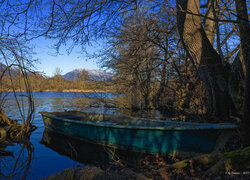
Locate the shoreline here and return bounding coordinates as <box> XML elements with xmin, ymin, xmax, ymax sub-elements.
<box><xmin>0</xmin><ymin>89</ymin><xmax>113</xmax><ymax>93</ymax></box>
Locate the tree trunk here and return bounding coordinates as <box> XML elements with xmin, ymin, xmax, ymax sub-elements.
<box><xmin>204</xmin><ymin>0</ymin><xmax>216</xmax><ymax>45</ymax></box>
<box><xmin>234</xmin><ymin>0</ymin><xmax>250</xmax><ymax>147</ymax></box>
<box><xmin>155</xmin><ymin>48</ymin><xmax>168</xmax><ymax>108</ymax></box>
<box><xmin>131</xmin><ymin>71</ymin><xmax>140</xmax><ymax>111</ymax></box>
<box><xmin>176</xmin><ymin>0</ymin><xmax>235</xmax><ymax>119</ymax></box>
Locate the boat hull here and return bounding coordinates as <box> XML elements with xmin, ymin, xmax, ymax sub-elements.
<box><xmin>41</xmin><ymin>113</ymin><xmax>235</xmax><ymax>155</ymax></box>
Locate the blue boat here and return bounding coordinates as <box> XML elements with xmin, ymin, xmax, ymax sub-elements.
<box><xmin>40</xmin><ymin>111</ymin><xmax>236</xmax><ymax>156</ymax></box>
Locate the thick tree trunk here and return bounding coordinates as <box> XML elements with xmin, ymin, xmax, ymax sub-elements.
<box><xmin>176</xmin><ymin>0</ymin><xmax>235</xmax><ymax>119</ymax></box>
<box><xmin>234</xmin><ymin>0</ymin><xmax>250</xmax><ymax>147</ymax></box>
<box><xmin>204</xmin><ymin>0</ymin><xmax>216</xmax><ymax>45</ymax></box>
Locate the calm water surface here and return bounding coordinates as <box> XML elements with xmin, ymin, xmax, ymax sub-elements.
<box><xmin>0</xmin><ymin>92</ymin><xmax>119</xmax><ymax>179</ymax></box>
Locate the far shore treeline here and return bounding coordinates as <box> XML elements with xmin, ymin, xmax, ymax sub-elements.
<box><xmin>0</xmin><ymin>72</ymin><xmax>113</xmax><ymax>93</ymax></box>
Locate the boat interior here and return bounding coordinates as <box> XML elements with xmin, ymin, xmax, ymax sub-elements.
<box><xmin>42</xmin><ymin>111</ymin><xmax>171</xmax><ymax>127</ymax></box>
<box><xmin>40</xmin><ymin>111</ymin><xmax>232</xmax><ymax>129</ymax></box>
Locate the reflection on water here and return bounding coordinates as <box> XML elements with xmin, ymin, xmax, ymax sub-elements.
<box><xmin>41</xmin><ymin>128</ymin><xmax>148</xmax><ymax>167</ymax></box>
<box><xmin>0</xmin><ymin>141</ymin><xmax>34</xmax><ymax>179</ymax></box>
<box><xmin>41</xmin><ymin>128</ymin><xmax>112</xmax><ymax>165</ymax></box>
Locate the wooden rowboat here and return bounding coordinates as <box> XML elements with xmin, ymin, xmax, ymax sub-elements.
<box><xmin>40</xmin><ymin>111</ymin><xmax>236</xmax><ymax>156</ymax></box>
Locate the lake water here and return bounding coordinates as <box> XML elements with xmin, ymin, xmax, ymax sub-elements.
<box><xmin>0</xmin><ymin>92</ymin><xmax>123</xmax><ymax>179</ymax></box>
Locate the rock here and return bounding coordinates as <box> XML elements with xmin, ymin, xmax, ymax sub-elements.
<box><xmin>42</xmin><ymin>168</ymin><xmax>76</xmax><ymax>180</ymax></box>
<box><xmin>76</xmin><ymin>166</ymin><xmax>104</xmax><ymax>180</ymax></box>
<box><xmin>42</xmin><ymin>166</ymin><xmax>104</xmax><ymax>180</ymax></box>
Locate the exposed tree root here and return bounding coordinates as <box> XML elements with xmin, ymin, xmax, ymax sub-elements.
<box><xmin>0</xmin><ymin>109</ymin><xmax>11</xmax><ymax>126</ymax></box>
<box><xmin>161</xmin><ymin>146</ymin><xmax>250</xmax><ymax>178</ymax></box>
<box><xmin>0</xmin><ymin>109</ymin><xmax>36</xmax><ymax>156</ymax></box>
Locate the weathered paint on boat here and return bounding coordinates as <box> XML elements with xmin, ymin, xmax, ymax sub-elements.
<box><xmin>40</xmin><ymin>111</ymin><xmax>236</xmax><ymax>155</ymax></box>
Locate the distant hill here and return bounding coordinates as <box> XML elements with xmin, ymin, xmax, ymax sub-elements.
<box><xmin>0</xmin><ymin>62</ymin><xmax>18</xmax><ymax>76</ymax></box>
<box><xmin>62</xmin><ymin>68</ymin><xmax>113</xmax><ymax>81</ymax></box>
<box><xmin>0</xmin><ymin>63</ymin><xmax>7</xmax><ymax>71</ymax></box>
<box><xmin>0</xmin><ymin>63</ymin><xmax>113</xmax><ymax>82</ymax></box>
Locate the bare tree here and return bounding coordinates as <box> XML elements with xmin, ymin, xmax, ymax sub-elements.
<box><xmin>53</xmin><ymin>67</ymin><xmax>63</xmax><ymax>77</ymax></box>
<box><xmin>33</xmin><ymin>0</ymin><xmax>137</xmax><ymax>53</ymax></box>
<box><xmin>0</xmin><ymin>38</ymin><xmax>35</xmax><ymax>132</ymax></box>
<box><xmin>77</xmin><ymin>69</ymin><xmax>90</xmax><ymax>82</ymax></box>
<box><xmin>103</xmin><ymin>9</ymin><xmax>164</xmax><ymax>110</ymax></box>
<box><xmin>0</xmin><ymin>0</ymin><xmax>37</xmax><ymax>131</ymax></box>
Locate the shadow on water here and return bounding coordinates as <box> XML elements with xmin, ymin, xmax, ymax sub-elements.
<box><xmin>40</xmin><ymin>128</ymin><xmax>111</xmax><ymax>165</ymax></box>
<box><xmin>40</xmin><ymin>128</ymin><xmax>148</xmax><ymax>167</ymax></box>
<box><xmin>0</xmin><ymin>141</ymin><xmax>34</xmax><ymax>179</ymax></box>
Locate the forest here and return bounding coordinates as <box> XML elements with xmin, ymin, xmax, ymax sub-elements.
<box><xmin>0</xmin><ymin>0</ymin><xmax>249</xmax><ymax>179</ymax></box>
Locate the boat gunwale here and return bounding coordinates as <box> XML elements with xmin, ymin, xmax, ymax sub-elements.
<box><xmin>40</xmin><ymin>111</ymin><xmax>237</xmax><ymax>131</ymax></box>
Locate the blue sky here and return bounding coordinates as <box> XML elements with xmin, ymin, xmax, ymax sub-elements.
<box><xmin>32</xmin><ymin>38</ymin><xmax>100</xmax><ymax>77</ymax></box>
